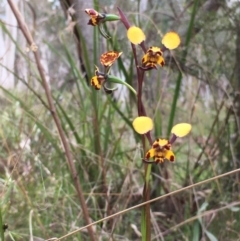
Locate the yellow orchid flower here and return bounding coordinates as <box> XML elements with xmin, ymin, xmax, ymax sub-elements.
<box><xmin>145</xmin><ymin>138</ymin><xmax>175</xmax><ymax>163</ymax></box>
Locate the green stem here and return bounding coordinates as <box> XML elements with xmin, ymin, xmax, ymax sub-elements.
<box><xmin>145</xmin><ymin>164</ymin><xmax>152</xmax><ymax>186</ymax></box>
<box><xmin>0</xmin><ymin>208</ymin><xmax>4</xmax><ymax>241</ymax></box>
<box><xmin>141</xmin><ymin>163</ymin><xmax>152</xmax><ymax>241</ymax></box>
<box><xmin>107</xmin><ymin>75</ymin><xmax>137</xmax><ymax>96</ymax></box>
<box><xmin>167</xmin><ymin>0</ymin><xmax>199</xmax><ymax>135</ymax></box>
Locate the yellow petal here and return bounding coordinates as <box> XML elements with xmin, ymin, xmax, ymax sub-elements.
<box><xmin>132</xmin><ymin>116</ymin><xmax>153</xmax><ymax>134</ymax></box>
<box><xmin>155</xmin><ymin>138</ymin><xmax>168</xmax><ymax>148</ymax></box>
<box><xmin>145</xmin><ymin>148</ymin><xmax>155</xmax><ymax>159</ymax></box>
<box><xmin>127</xmin><ymin>26</ymin><xmax>146</xmax><ymax>45</ymax></box>
<box><xmin>90</xmin><ymin>76</ymin><xmax>101</xmax><ymax>90</ymax></box>
<box><xmin>142</xmin><ymin>53</ymin><xmax>148</xmax><ymax>65</ymax></box>
<box><xmin>159</xmin><ymin>139</ymin><xmax>168</xmax><ymax>147</ymax></box>
<box><xmin>171</xmin><ymin>123</ymin><xmax>192</xmax><ymax>137</ymax></box>
<box><xmin>161</xmin><ymin>32</ymin><xmax>181</xmax><ymax>50</ymax></box>
<box><xmin>149</xmin><ymin>46</ymin><xmax>162</xmax><ymax>53</ymax></box>
<box><xmin>164</xmin><ymin>150</ymin><xmax>175</xmax><ymax>162</ymax></box>
<box><xmin>156</xmin><ymin>55</ymin><xmax>165</xmax><ymax>67</ymax></box>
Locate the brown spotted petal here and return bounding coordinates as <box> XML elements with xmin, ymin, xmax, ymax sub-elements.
<box><xmin>154</xmin><ymin>153</ymin><xmax>165</xmax><ymax>163</ymax></box>
<box><xmin>87</xmin><ymin>16</ymin><xmax>105</xmax><ymax>26</ymax></box>
<box><xmin>100</xmin><ymin>51</ymin><xmax>122</xmax><ymax>67</ymax></box>
<box><xmin>90</xmin><ymin>75</ymin><xmax>105</xmax><ymax>90</ymax></box>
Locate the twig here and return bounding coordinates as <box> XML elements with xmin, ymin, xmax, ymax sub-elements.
<box><xmin>6</xmin><ymin>1</ymin><xmax>96</xmax><ymax>241</ymax></box>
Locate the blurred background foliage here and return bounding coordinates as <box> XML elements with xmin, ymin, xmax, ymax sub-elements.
<box><xmin>0</xmin><ymin>0</ymin><xmax>240</xmax><ymax>240</ymax></box>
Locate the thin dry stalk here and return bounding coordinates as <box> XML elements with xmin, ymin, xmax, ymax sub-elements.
<box><xmin>6</xmin><ymin>1</ymin><xmax>96</xmax><ymax>240</ymax></box>
<box><xmin>56</xmin><ymin>167</ymin><xmax>240</xmax><ymax>241</ymax></box>
<box><xmin>160</xmin><ymin>201</ymin><xmax>240</xmax><ymax>237</ymax></box>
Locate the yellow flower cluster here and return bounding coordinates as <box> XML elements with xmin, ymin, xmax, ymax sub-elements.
<box><xmin>127</xmin><ymin>26</ymin><xmax>180</xmax><ymax>69</ymax></box>
<box><xmin>132</xmin><ymin>117</ymin><xmax>192</xmax><ymax>164</ymax></box>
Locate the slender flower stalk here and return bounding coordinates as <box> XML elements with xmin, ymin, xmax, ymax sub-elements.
<box><xmin>107</xmin><ymin>75</ymin><xmax>137</xmax><ymax>95</ymax></box>
<box><xmin>117</xmin><ymin>7</ymin><xmax>152</xmax><ymax>240</ymax></box>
